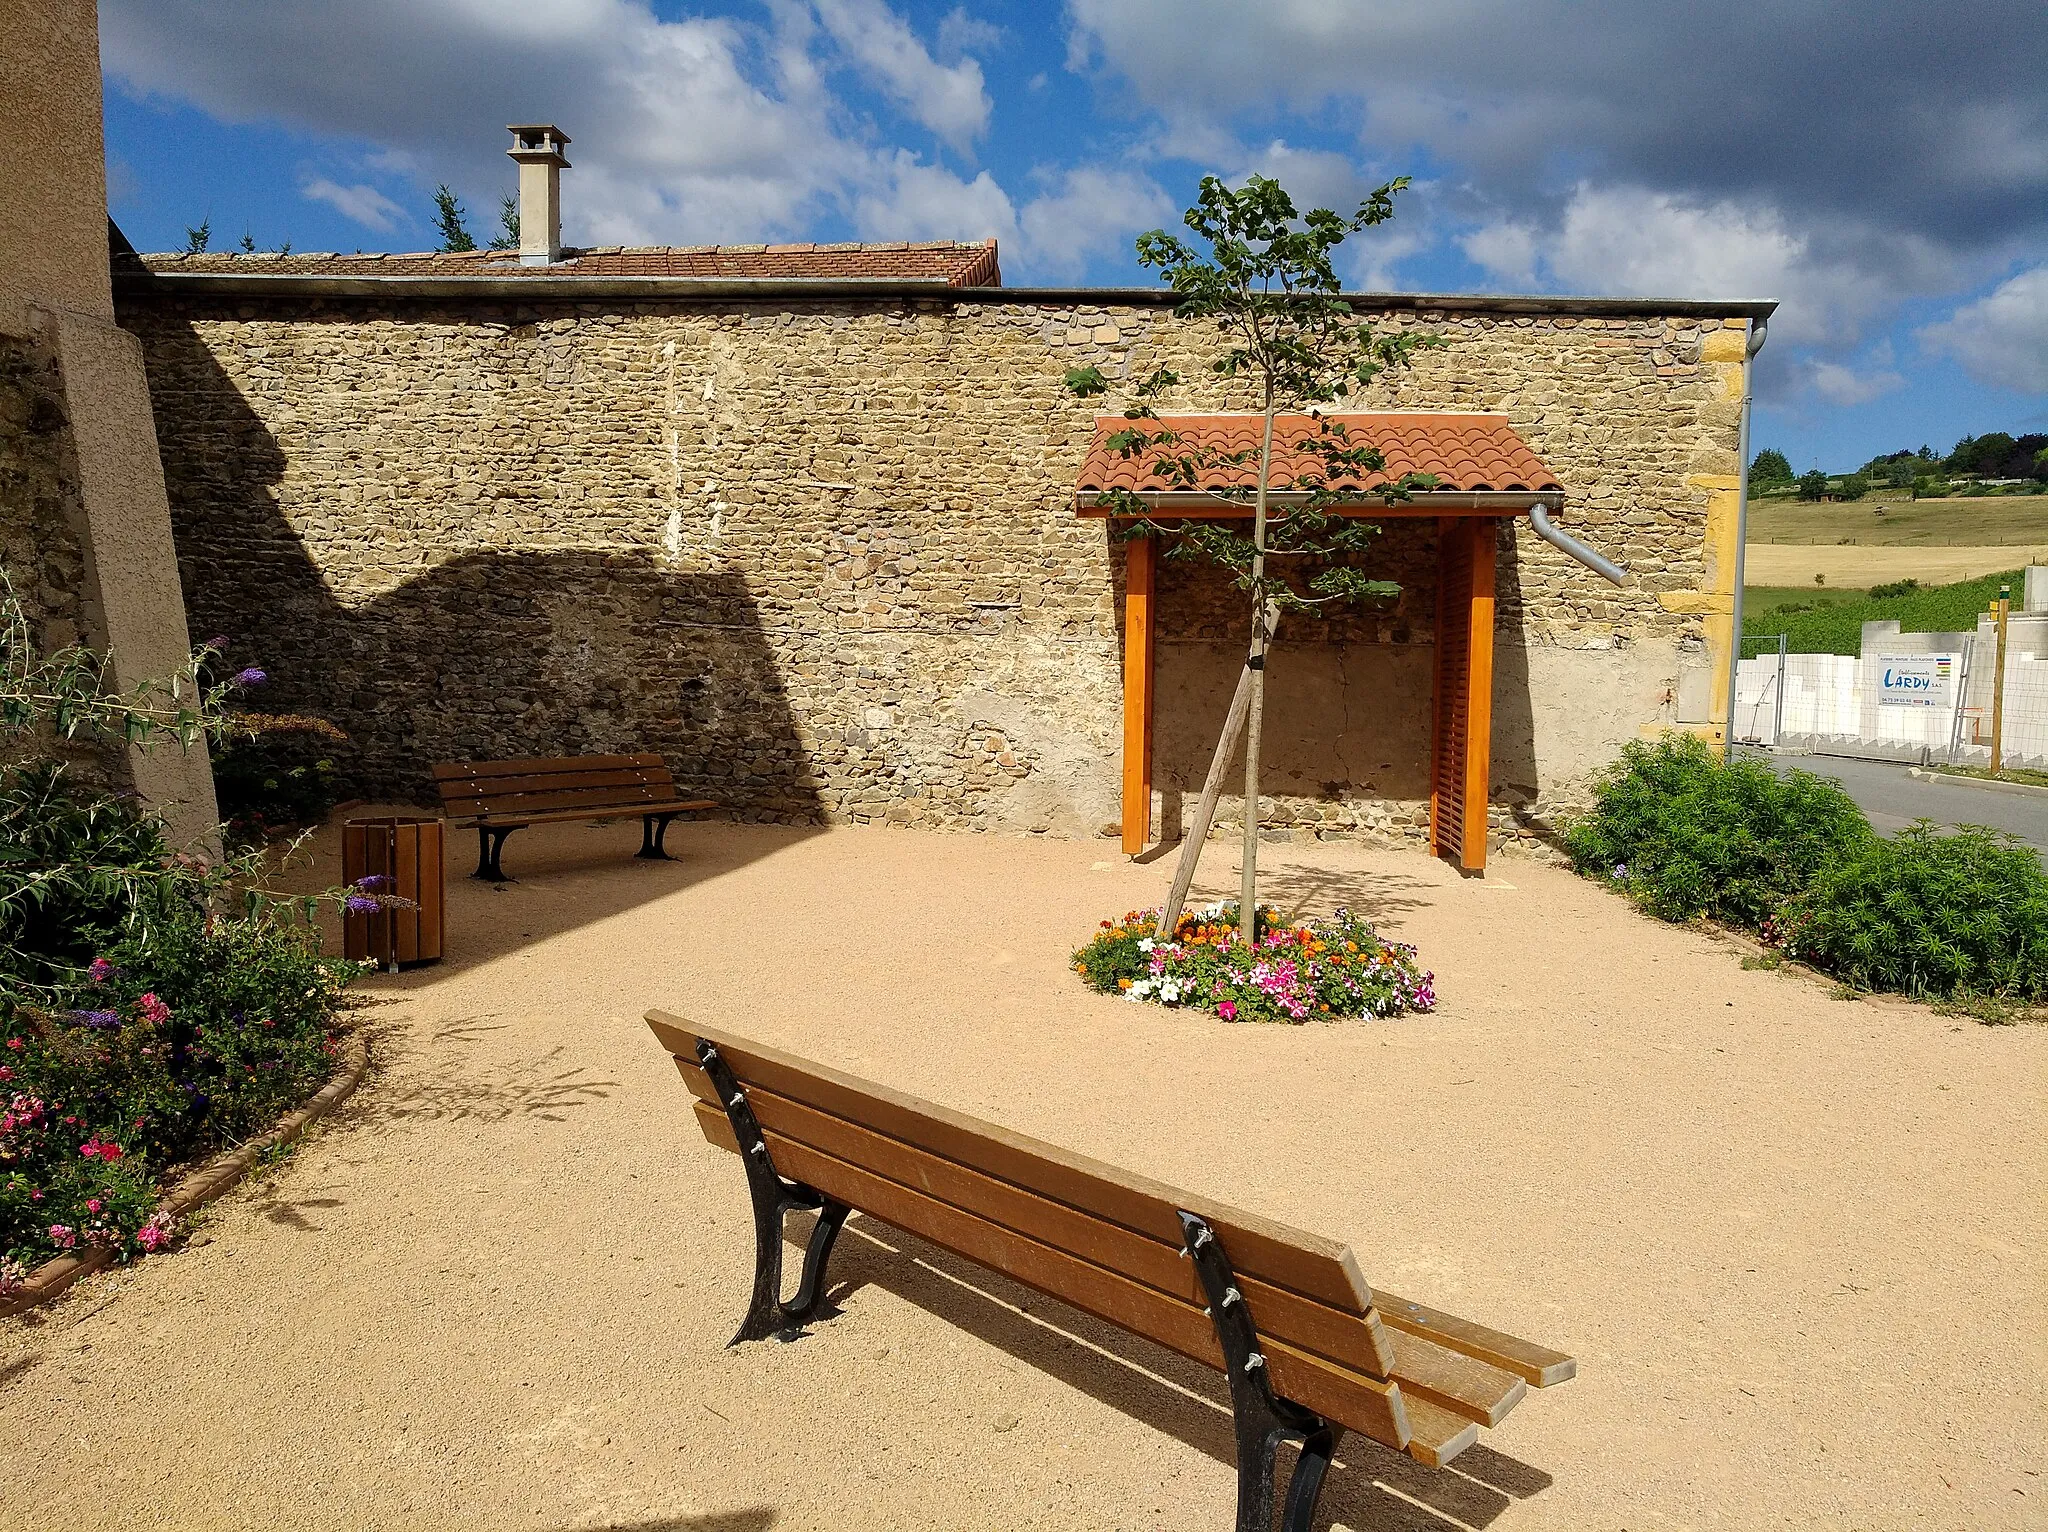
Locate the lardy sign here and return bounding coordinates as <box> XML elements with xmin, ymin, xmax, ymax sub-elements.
<box><xmin>1875</xmin><ymin>653</ymin><xmax>1957</xmax><ymax>709</ymax></box>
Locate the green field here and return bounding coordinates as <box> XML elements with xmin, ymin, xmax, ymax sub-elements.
<box><xmin>1743</xmin><ymin>569</ymin><xmax>2022</xmax><ymax>655</ymax></box>
<box><xmin>1746</xmin><ymin>493</ymin><xmax>2048</xmax><ymax>547</ymax></box>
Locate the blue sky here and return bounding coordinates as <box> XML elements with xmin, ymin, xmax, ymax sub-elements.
<box><xmin>100</xmin><ymin>1</ymin><xmax>2048</xmax><ymax>475</ymax></box>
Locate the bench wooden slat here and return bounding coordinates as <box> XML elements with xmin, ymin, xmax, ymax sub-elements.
<box><xmin>445</xmin><ymin>786</ymin><xmax>694</xmax><ymax>818</ymax></box>
<box><xmin>1383</xmin><ymin>1331</ymin><xmax>1525</xmax><ymax>1427</ymax></box>
<box><xmin>440</xmin><ymin>767</ymin><xmax>677</xmax><ymax>800</ymax></box>
<box><xmin>690</xmin><ymin>1099</ymin><xmax>1416</xmax><ymax>1454</ymax></box>
<box><xmin>653</xmin><ymin>1014</ymin><xmax>1372</xmax><ymax>1315</ymax></box>
<box><xmin>1399</xmin><ymin>1395</ymin><xmax>1482</xmax><ymax>1469</ymax></box>
<box><xmin>451</xmin><ymin>799</ymin><xmax>715</xmax><ymax>828</ymax></box>
<box><xmin>676</xmin><ymin>1061</ymin><xmax>1408</xmax><ymax>1387</ymax></box>
<box><xmin>1376</xmin><ymin>1293</ymin><xmax>1577</xmax><ymax>1388</ymax></box>
<box><xmin>431</xmin><ymin>753</ymin><xmax>664</xmax><ymax>781</ymax></box>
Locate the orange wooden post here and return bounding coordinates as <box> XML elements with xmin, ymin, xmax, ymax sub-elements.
<box><xmin>1121</xmin><ymin>535</ymin><xmax>1157</xmax><ymax>855</ymax></box>
<box><xmin>1429</xmin><ymin>519</ymin><xmax>1468</xmax><ymax>865</ymax></box>
<box><xmin>1459</xmin><ymin>519</ymin><xmax>1498</xmax><ymax>872</ymax></box>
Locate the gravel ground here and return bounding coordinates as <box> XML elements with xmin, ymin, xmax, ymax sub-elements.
<box><xmin>3</xmin><ymin>819</ymin><xmax>2042</xmax><ymax>1531</ymax></box>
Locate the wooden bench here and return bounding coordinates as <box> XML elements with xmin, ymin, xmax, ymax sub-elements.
<box><xmin>431</xmin><ymin>753</ymin><xmax>714</xmax><ymax>881</ymax></box>
<box><xmin>648</xmin><ymin>1014</ymin><xmax>1574</xmax><ymax>1531</ymax></box>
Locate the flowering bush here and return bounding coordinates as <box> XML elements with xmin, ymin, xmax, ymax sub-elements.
<box><xmin>1073</xmin><ymin>902</ymin><xmax>1434</xmax><ymax>1022</ymax></box>
<box><xmin>1</xmin><ymin>911</ymin><xmax>359</xmax><ymax>1276</ymax></box>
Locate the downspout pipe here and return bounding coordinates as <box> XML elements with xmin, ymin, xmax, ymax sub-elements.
<box><xmin>1723</xmin><ymin>315</ymin><xmax>1770</xmax><ymax>759</ymax></box>
<box><xmin>1529</xmin><ymin>504</ymin><xmax>1630</xmax><ymax>586</ymax></box>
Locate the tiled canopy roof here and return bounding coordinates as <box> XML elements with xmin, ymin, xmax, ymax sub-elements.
<box><xmin>132</xmin><ymin>239</ymin><xmax>1002</xmax><ymax>286</ymax></box>
<box><xmin>1076</xmin><ymin>413</ymin><xmax>1562</xmax><ymax>495</ymax></box>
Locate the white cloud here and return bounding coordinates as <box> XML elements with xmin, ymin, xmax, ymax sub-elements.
<box><xmin>810</xmin><ymin>0</ymin><xmax>991</xmax><ymax>151</ymax></box>
<box><xmin>1918</xmin><ymin>267</ymin><xmax>2048</xmax><ymax>395</ymax></box>
<box><xmin>1016</xmin><ymin>167</ymin><xmax>1174</xmax><ymax>280</ymax></box>
<box><xmin>98</xmin><ymin>0</ymin><xmax>973</xmax><ymax>249</ymax></box>
<box><xmin>850</xmin><ymin>151</ymin><xmax>1015</xmax><ymax>243</ymax></box>
<box><xmin>300</xmin><ymin>177</ymin><xmax>408</xmax><ymax>231</ymax></box>
<box><xmin>936</xmin><ymin>7</ymin><xmax>1004</xmax><ymax>62</ymax></box>
<box><xmin>1066</xmin><ymin>0</ymin><xmax>2048</xmax><ymax>355</ymax></box>
<box><xmin>1805</xmin><ymin>359</ymin><xmax>1905</xmax><ymax>407</ymax></box>
<box><xmin>1458</xmin><ymin>183</ymin><xmax>1904</xmax><ymax>345</ymax></box>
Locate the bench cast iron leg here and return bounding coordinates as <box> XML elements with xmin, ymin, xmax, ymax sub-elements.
<box><xmin>1178</xmin><ymin>1211</ymin><xmax>1345</xmax><ymax>1532</ymax></box>
<box><xmin>698</xmin><ymin>1041</ymin><xmax>848</xmax><ymax>1344</ymax></box>
<box><xmin>472</xmin><ymin>825</ymin><xmax>519</xmax><ymax>882</ymax></box>
<box><xmin>637</xmin><ymin>813</ymin><xmax>680</xmax><ymax>860</ymax></box>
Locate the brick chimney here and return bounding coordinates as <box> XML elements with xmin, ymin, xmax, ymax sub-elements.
<box><xmin>506</xmin><ymin>124</ymin><xmax>570</xmax><ymax>265</ymax></box>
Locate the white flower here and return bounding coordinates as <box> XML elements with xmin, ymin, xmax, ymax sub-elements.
<box><xmin>1137</xmin><ymin>937</ymin><xmax>1155</xmax><ymax>953</ymax></box>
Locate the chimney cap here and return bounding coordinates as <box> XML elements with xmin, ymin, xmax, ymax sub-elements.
<box><xmin>507</xmin><ymin>124</ymin><xmax>571</xmax><ymax>167</ymax></box>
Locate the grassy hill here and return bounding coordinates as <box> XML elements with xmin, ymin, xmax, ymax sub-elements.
<box><xmin>1746</xmin><ymin>493</ymin><xmax>2048</xmax><ymax>547</ymax></box>
<box><xmin>1743</xmin><ymin>569</ymin><xmax>2021</xmax><ymax>655</ymax></box>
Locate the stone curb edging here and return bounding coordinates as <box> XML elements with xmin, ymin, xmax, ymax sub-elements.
<box><xmin>0</xmin><ymin>1031</ymin><xmax>371</xmax><ymax>1320</ymax></box>
<box><xmin>1906</xmin><ymin>767</ymin><xmax>2048</xmax><ymax>800</ymax></box>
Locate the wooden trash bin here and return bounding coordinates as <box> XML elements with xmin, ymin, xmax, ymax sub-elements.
<box><xmin>342</xmin><ymin>815</ymin><xmax>445</xmax><ymax>970</ymax></box>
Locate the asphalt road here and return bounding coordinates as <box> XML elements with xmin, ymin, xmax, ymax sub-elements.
<box><xmin>1738</xmin><ymin>747</ymin><xmax>2048</xmax><ymax>854</ymax></box>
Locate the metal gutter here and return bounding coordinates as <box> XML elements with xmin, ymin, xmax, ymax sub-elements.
<box><xmin>113</xmin><ymin>271</ymin><xmax>965</xmax><ymax>303</ymax></box>
<box><xmin>115</xmin><ymin>268</ymin><xmax>1778</xmax><ymax>322</ymax></box>
<box><xmin>1075</xmin><ymin>489</ymin><xmax>1564</xmax><ymax>517</ymax></box>
<box><xmin>1723</xmin><ymin>315</ymin><xmax>1770</xmax><ymax>757</ymax></box>
<box><xmin>1530</xmin><ymin>504</ymin><xmax>1630</xmax><ymax>586</ymax></box>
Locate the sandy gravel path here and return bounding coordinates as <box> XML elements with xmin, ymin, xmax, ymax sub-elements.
<box><xmin>3</xmin><ymin>821</ymin><xmax>2042</xmax><ymax>1531</ymax></box>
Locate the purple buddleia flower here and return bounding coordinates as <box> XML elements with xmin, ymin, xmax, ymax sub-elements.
<box><xmin>229</xmin><ymin>667</ymin><xmax>268</xmax><ymax>688</ymax></box>
<box><xmin>71</xmin><ymin>1010</ymin><xmax>122</xmax><ymax>1030</ymax></box>
<box><xmin>351</xmin><ymin>875</ymin><xmax>393</xmax><ymax>891</ymax></box>
<box><xmin>343</xmin><ymin>894</ymin><xmax>381</xmax><ymax>916</ymax></box>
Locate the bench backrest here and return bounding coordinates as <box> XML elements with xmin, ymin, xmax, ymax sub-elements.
<box><xmin>432</xmin><ymin>753</ymin><xmax>678</xmax><ymax>821</ymax></box>
<box><xmin>648</xmin><ymin>1014</ymin><xmax>1566</xmax><ymax>1467</ymax></box>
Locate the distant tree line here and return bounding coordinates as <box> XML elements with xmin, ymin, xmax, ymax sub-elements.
<box><xmin>1750</xmin><ymin>430</ymin><xmax>2048</xmax><ymax>501</ymax></box>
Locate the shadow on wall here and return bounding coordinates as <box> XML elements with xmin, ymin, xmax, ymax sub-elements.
<box><xmin>137</xmin><ymin>307</ymin><xmax>821</xmax><ymax>822</ymax></box>
<box><xmin>1141</xmin><ymin>521</ymin><xmax>1539</xmax><ymax>839</ymax></box>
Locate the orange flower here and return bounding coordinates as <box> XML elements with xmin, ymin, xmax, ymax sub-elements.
<box><xmin>1118</xmin><ymin>977</ymin><xmax>1133</xmax><ymax>990</ymax></box>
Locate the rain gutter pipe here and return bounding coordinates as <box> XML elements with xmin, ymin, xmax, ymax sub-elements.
<box><xmin>1529</xmin><ymin>503</ymin><xmax>1630</xmax><ymax>586</ymax></box>
<box><xmin>1723</xmin><ymin>316</ymin><xmax>1770</xmax><ymax>759</ymax></box>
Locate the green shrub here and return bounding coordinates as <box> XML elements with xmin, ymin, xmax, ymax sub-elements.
<box><xmin>1867</xmin><ymin>578</ymin><xmax>1920</xmax><ymax>600</ymax></box>
<box><xmin>1786</xmin><ymin>824</ymin><xmax>2048</xmax><ymax>1000</ymax></box>
<box><xmin>1565</xmin><ymin>734</ymin><xmax>1873</xmax><ymax>925</ymax></box>
<box><xmin>0</xmin><ymin>761</ymin><xmax>203</xmax><ymax>989</ymax></box>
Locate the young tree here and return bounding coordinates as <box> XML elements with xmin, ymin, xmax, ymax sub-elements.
<box><xmin>488</xmin><ymin>195</ymin><xmax>521</xmax><ymax>252</ymax></box>
<box><xmin>433</xmin><ymin>185</ymin><xmax>476</xmax><ymax>253</ymax></box>
<box><xmin>1068</xmin><ymin>174</ymin><xmax>1438</xmax><ymax>943</ymax></box>
<box><xmin>182</xmin><ymin>217</ymin><xmax>211</xmax><ymax>255</ymax></box>
<box><xmin>1748</xmin><ymin>447</ymin><xmax>1792</xmax><ymax>488</ymax></box>
<box><xmin>1796</xmin><ymin>468</ymin><xmax>1830</xmax><ymax>502</ymax></box>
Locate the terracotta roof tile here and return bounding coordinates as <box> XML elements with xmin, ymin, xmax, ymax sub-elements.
<box><xmin>1076</xmin><ymin>413</ymin><xmax>1562</xmax><ymax>495</ymax></box>
<box><xmin>130</xmin><ymin>239</ymin><xmax>1002</xmax><ymax>287</ymax></box>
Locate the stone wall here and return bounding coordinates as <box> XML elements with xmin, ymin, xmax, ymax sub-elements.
<box><xmin>117</xmin><ymin>291</ymin><xmax>1748</xmax><ymax>853</ymax></box>
<box><xmin>1</xmin><ymin>329</ymin><xmax>91</xmax><ymax>665</ymax></box>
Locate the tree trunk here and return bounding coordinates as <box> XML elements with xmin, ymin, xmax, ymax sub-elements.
<box><xmin>1155</xmin><ymin>662</ymin><xmax>1254</xmax><ymax>937</ymax></box>
<box><xmin>1239</xmin><ymin>398</ymin><xmax>1277</xmax><ymax>946</ymax></box>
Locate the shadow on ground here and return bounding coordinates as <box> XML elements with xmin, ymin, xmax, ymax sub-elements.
<box><xmin>765</xmin><ymin>1214</ymin><xmax>1553</xmax><ymax>1532</ymax></box>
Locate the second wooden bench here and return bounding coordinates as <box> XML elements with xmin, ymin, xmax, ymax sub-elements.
<box><xmin>432</xmin><ymin>752</ymin><xmax>715</xmax><ymax>881</ymax></box>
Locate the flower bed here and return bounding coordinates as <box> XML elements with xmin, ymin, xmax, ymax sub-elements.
<box><xmin>1073</xmin><ymin>903</ymin><xmax>1435</xmax><ymax>1022</ymax></box>
<box><xmin>2</xmin><ymin>914</ymin><xmax>359</xmax><ymax>1293</ymax></box>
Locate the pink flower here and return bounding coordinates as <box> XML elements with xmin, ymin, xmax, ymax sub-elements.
<box><xmin>86</xmin><ymin>1199</ymin><xmax>103</xmax><ymax>1214</ymax></box>
<box><xmin>88</xmin><ymin>957</ymin><xmax>115</xmax><ymax>983</ymax></box>
<box><xmin>135</xmin><ymin>1213</ymin><xmax>175</xmax><ymax>1253</ymax></box>
<box><xmin>0</xmin><ymin>1067</ymin><xmax>12</xmax><ymax>1082</ymax></box>
<box><xmin>48</xmin><ymin>1224</ymin><xmax>77</xmax><ymax>1250</ymax></box>
<box><xmin>137</xmin><ymin>993</ymin><xmax>172</xmax><ymax>1025</ymax></box>
<box><xmin>1217</xmin><ymin>1000</ymin><xmax>1238</xmax><ymax>1021</ymax></box>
